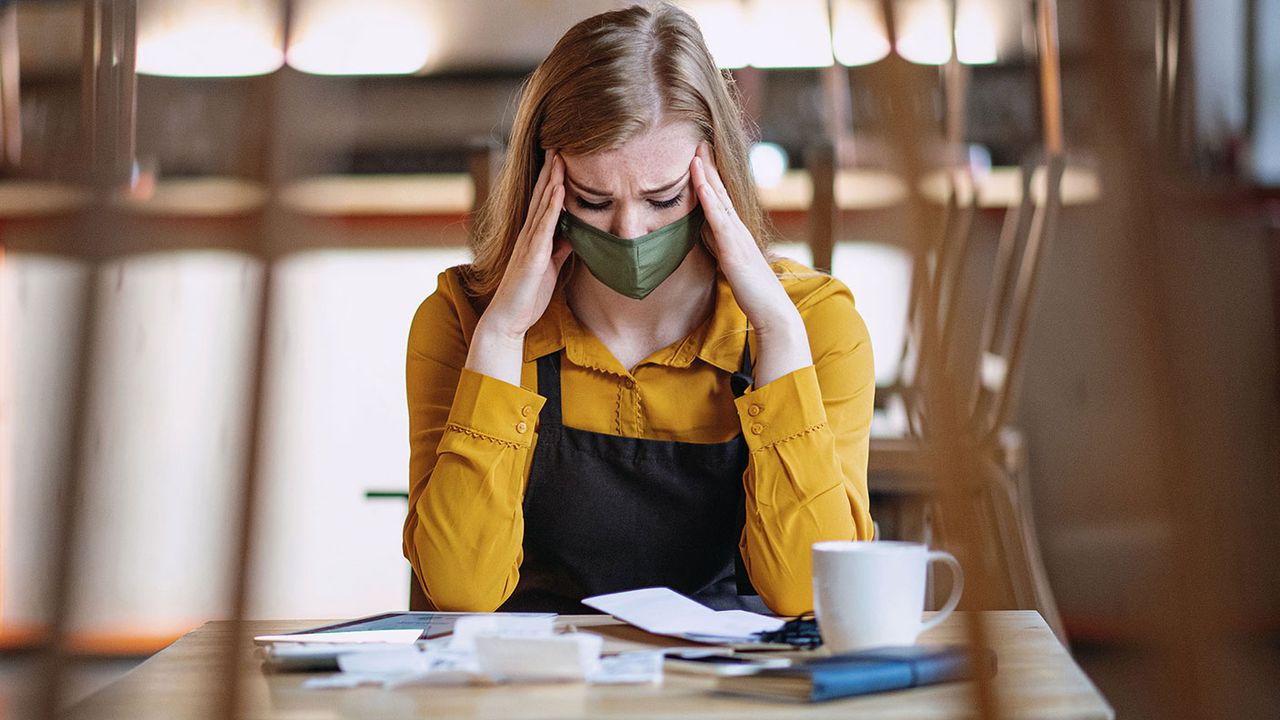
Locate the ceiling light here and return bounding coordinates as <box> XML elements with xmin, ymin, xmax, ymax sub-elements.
<box><xmin>136</xmin><ymin>0</ymin><xmax>283</xmax><ymax>78</ymax></box>
<box><xmin>955</xmin><ymin>0</ymin><xmax>998</xmax><ymax>64</ymax></box>
<box><xmin>747</xmin><ymin>0</ymin><xmax>834</xmax><ymax>68</ymax></box>
<box><xmin>287</xmin><ymin>0</ymin><xmax>434</xmax><ymax>76</ymax></box>
<box><xmin>895</xmin><ymin>0</ymin><xmax>952</xmax><ymax>65</ymax></box>
<box><xmin>831</xmin><ymin>0</ymin><xmax>891</xmax><ymax>67</ymax></box>
<box><xmin>894</xmin><ymin>0</ymin><xmax>1000</xmax><ymax>66</ymax></box>
<box><xmin>678</xmin><ymin>0</ymin><xmax>751</xmax><ymax>69</ymax></box>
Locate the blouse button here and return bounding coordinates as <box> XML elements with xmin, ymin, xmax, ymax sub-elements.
<box><xmin>750</xmin><ymin>423</ymin><xmax>764</xmax><ymax>435</ymax></box>
<box><xmin>520</xmin><ymin>405</ymin><xmax>532</xmax><ymax>417</ymax></box>
<box><xmin>516</xmin><ymin>421</ymin><xmax>528</xmax><ymax>434</ymax></box>
<box><xmin>748</xmin><ymin>404</ymin><xmax>762</xmax><ymax>417</ymax></box>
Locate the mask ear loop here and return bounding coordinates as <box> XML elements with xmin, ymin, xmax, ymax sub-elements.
<box><xmin>556</xmin><ymin>217</ymin><xmax>580</xmax><ymax>286</ymax></box>
<box><xmin>698</xmin><ymin>219</ymin><xmax>719</xmax><ymax>261</ymax></box>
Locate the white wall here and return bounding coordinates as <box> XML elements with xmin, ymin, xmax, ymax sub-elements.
<box><xmin>1191</xmin><ymin>0</ymin><xmax>1247</xmax><ymax>143</ymax></box>
<box><xmin>1</xmin><ymin>254</ymin><xmax>89</xmax><ymax>628</ymax></box>
<box><xmin>1253</xmin><ymin>0</ymin><xmax>1280</xmax><ymax>183</ymax></box>
<box><xmin>73</xmin><ymin>251</ymin><xmax>259</xmax><ymax>634</ymax></box>
<box><xmin>249</xmin><ymin>247</ymin><xmax>471</xmax><ymax>619</ymax></box>
<box><xmin>2</xmin><ymin>246</ymin><xmax>470</xmax><ymax>637</ymax></box>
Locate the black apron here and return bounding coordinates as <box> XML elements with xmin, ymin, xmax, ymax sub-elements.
<box><xmin>497</xmin><ymin>336</ymin><xmax>768</xmax><ymax>614</ymax></box>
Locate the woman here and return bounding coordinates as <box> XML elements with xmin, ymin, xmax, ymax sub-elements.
<box><xmin>403</xmin><ymin>2</ymin><xmax>874</xmax><ymax>617</ymax></box>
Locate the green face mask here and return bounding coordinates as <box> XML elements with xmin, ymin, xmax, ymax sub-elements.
<box><xmin>557</xmin><ymin>205</ymin><xmax>705</xmax><ymax>300</ymax></box>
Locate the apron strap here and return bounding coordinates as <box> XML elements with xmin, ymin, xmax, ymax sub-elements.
<box><xmin>535</xmin><ymin>351</ymin><xmax>564</xmax><ymax>426</ymax></box>
<box><xmin>730</xmin><ymin>329</ymin><xmax>753</xmax><ymax>398</ymax></box>
<box><xmin>730</xmin><ymin>327</ymin><xmax>759</xmax><ymax>597</ymax></box>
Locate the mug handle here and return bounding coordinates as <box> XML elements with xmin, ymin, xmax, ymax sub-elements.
<box><xmin>919</xmin><ymin>550</ymin><xmax>965</xmax><ymax>634</ymax></box>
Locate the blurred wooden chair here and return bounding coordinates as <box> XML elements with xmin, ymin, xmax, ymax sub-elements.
<box><xmin>850</xmin><ymin>0</ymin><xmax>1070</xmax><ymax>643</ymax></box>
<box><xmin>865</xmin><ymin>154</ymin><xmax>1068</xmax><ymax>643</ymax></box>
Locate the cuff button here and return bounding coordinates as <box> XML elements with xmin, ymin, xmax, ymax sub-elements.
<box><xmin>520</xmin><ymin>405</ymin><xmax>532</xmax><ymax>417</ymax></box>
<box><xmin>516</xmin><ymin>421</ymin><xmax>528</xmax><ymax>434</ymax></box>
<box><xmin>749</xmin><ymin>422</ymin><xmax>764</xmax><ymax>435</ymax></box>
<box><xmin>748</xmin><ymin>404</ymin><xmax>762</xmax><ymax>417</ymax></box>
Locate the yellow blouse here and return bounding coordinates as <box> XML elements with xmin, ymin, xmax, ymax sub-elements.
<box><xmin>403</xmin><ymin>258</ymin><xmax>875</xmax><ymax>616</ymax></box>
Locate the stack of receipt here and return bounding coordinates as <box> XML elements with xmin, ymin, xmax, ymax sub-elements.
<box><xmin>257</xmin><ymin>614</ymin><xmax>662</xmax><ymax>689</ymax></box>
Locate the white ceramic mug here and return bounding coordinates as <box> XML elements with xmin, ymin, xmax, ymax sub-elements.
<box><xmin>812</xmin><ymin>540</ymin><xmax>964</xmax><ymax>653</ymax></box>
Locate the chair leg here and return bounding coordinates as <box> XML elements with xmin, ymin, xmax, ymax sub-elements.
<box><xmin>409</xmin><ymin>568</ymin><xmax>431</xmax><ymax>611</ymax></box>
<box><xmin>1005</xmin><ymin>453</ymin><xmax>1068</xmax><ymax>644</ymax></box>
<box><xmin>982</xmin><ymin>447</ymin><xmax>1068</xmax><ymax>645</ymax></box>
<box><xmin>877</xmin><ymin>494</ymin><xmax>948</xmax><ymax>610</ymax></box>
<box><xmin>897</xmin><ymin>498</ymin><xmax>942</xmax><ymax>609</ymax></box>
<box><xmin>977</xmin><ymin>482</ymin><xmax>1021</xmax><ymax>609</ymax></box>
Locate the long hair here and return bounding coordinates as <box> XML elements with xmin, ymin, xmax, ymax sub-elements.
<box><xmin>461</xmin><ymin>1</ymin><xmax>776</xmax><ymax>297</ymax></box>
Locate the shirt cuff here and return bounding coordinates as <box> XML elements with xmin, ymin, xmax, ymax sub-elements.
<box><xmin>445</xmin><ymin>367</ymin><xmax>546</xmax><ymax>448</ymax></box>
<box><xmin>734</xmin><ymin>365</ymin><xmax>829</xmax><ymax>451</ymax></box>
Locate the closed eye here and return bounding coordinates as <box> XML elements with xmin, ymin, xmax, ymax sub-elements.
<box><xmin>573</xmin><ymin>189</ymin><xmax>686</xmax><ymax>212</ymax></box>
<box><xmin>574</xmin><ymin>198</ymin><xmax>611</xmax><ymax>211</ymax></box>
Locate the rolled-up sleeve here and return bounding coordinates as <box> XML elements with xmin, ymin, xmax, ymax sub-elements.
<box><xmin>735</xmin><ymin>281</ymin><xmax>875</xmax><ymax>616</ymax></box>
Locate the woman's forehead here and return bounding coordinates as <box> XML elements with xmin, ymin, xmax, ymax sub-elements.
<box><xmin>563</xmin><ymin>121</ymin><xmax>700</xmax><ymax>195</ymax></box>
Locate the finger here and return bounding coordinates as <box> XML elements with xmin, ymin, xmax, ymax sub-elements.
<box><xmin>697</xmin><ymin>144</ymin><xmax>735</xmax><ymax>214</ymax></box>
<box><xmin>695</xmin><ymin>173</ymin><xmax>732</xmax><ymax>233</ymax></box>
<box><xmin>533</xmin><ymin>156</ymin><xmax>564</xmax><ymax>245</ymax></box>
<box><xmin>519</xmin><ymin>185</ymin><xmax>562</xmax><ymax>271</ymax></box>
<box><xmin>694</xmin><ymin>157</ymin><xmax>729</xmax><ymax>217</ymax></box>
<box><xmin>695</xmin><ymin>175</ymin><xmax>757</xmax><ymax>267</ymax></box>
<box><xmin>524</xmin><ymin>165</ymin><xmax>562</xmax><ymax>257</ymax></box>
<box><xmin>550</xmin><ymin>149</ymin><xmax>565</xmax><ymax>201</ymax></box>
<box><xmin>690</xmin><ymin>150</ymin><xmax>706</xmax><ymax>195</ymax></box>
<box><xmin>534</xmin><ymin>184</ymin><xmax>564</xmax><ymax>250</ymax></box>
<box><xmin>532</xmin><ymin>148</ymin><xmax>554</xmax><ymax>201</ymax></box>
<box><xmin>522</xmin><ymin>148</ymin><xmax>556</xmax><ymax>234</ymax></box>
<box><xmin>515</xmin><ymin>156</ymin><xmax>562</xmax><ymax>261</ymax></box>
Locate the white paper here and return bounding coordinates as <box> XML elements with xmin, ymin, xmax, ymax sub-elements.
<box><xmin>582</xmin><ymin>587</ymin><xmax>784</xmax><ymax>642</ymax></box>
<box><xmin>303</xmin><ymin>672</ymin><xmax>389</xmax><ymax>690</ymax></box>
<box><xmin>475</xmin><ymin>633</ymin><xmax>603</xmax><ymax>682</ymax></box>
<box><xmin>304</xmin><ymin>669</ymin><xmax>489</xmax><ymax>690</ymax></box>
<box><xmin>322</xmin><ymin>644</ymin><xmax>487</xmax><ymax>688</ymax></box>
<box><xmin>303</xmin><ymin>630</ymin><xmax>612</xmax><ymax>689</ymax></box>
<box><xmin>253</xmin><ymin>629</ymin><xmax>424</xmax><ymax>645</ymax></box>
<box><xmin>448</xmin><ymin>615</ymin><xmax>556</xmax><ymax>652</ymax></box>
<box><xmin>588</xmin><ymin>651</ymin><xmax>664</xmax><ymax>685</ymax></box>
<box><xmin>336</xmin><ymin>647</ymin><xmax>439</xmax><ymax>674</ymax></box>
<box><xmin>384</xmin><ymin>670</ymin><xmax>491</xmax><ymax>688</ymax></box>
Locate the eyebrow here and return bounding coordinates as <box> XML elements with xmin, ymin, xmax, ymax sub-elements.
<box><xmin>565</xmin><ymin>170</ymin><xmax>690</xmax><ymax>198</ymax></box>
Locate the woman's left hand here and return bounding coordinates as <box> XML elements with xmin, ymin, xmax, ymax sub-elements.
<box><xmin>691</xmin><ymin>142</ymin><xmax>812</xmax><ymax>385</ymax></box>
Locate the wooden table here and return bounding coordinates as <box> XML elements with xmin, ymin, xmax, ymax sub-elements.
<box><xmin>65</xmin><ymin>611</ymin><xmax>1111</xmax><ymax>720</ymax></box>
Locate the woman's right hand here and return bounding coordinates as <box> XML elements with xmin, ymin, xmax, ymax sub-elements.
<box><xmin>465</xmin><ymin>149</ymin><xmax>571</xmax><ymax>385</ymax></box>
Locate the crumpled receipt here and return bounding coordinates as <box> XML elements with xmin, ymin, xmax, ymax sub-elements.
<box><xmin>301</xmin><ymin>615</ymin><xmax>662</xmax><ymax>689</ymax></box>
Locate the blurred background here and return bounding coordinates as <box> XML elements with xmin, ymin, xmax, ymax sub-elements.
<box><xmin>0</xmin><ymin>0</ymin><xmax>1276</xmax><ymax>717</ymax></box>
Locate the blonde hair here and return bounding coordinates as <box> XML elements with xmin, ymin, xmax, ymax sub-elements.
<box><xmin>461</xmin><ymin>1</ymin><xmax>776</xmax><ymax>297</ymax></box>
